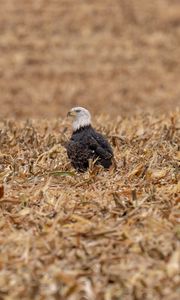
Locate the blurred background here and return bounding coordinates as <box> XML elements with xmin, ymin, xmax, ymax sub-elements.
<box><xmin>0</xmin><ymin>0</ymin><xmax>179</xmax><ymax>119</ymax></box>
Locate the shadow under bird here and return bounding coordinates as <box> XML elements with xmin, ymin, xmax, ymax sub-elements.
<box><xmin>66</xmin><ymin>107</ymin><xmax>114</xmax><ymax>172</ymax></box>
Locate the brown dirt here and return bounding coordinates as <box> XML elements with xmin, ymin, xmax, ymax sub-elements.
<box><xmin>0</xmin><ymin>0</ymin><xmax>180</xmax><ymax>119</ymax></box>
<box><xmin>0</xmin><ymin>1</ymin><xmax>180</xmax><ymax>300</ymax></box>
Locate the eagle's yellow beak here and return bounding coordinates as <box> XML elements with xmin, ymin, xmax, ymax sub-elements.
<box><xmin>67</xmin><ymin>111</ymin><xmax>76</xmax><ymax>117</ymax></box>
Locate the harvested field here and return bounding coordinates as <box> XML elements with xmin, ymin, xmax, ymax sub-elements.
<box><xmin>0</xmin><ymin>0</ymin><xmax>180</xmax><ymax>299</ymax></box>
<box><xmin>0</xmin><ymin>112</ymin><xmax>179</xmax><ymax>299</ymax></box>
<box><xmin>0</xmin><ymin>0</ymin><xmax>180</xmax><ymax>118</ymax></box>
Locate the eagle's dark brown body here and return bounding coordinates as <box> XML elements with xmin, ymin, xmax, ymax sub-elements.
<box><xmin>67</xmin><ymin>125</ymin><xmax>113</xmax><ymax>172</ymax></box>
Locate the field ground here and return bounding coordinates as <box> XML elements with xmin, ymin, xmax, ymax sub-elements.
<box><xmin>0</xmin><ymin>112</ymin><xmax>179</xmax><ymax>299</ymax></box>
<box><xmin>0</xmin><ymin>0</ymin><xmax>180</xmax><ymax>118</ymax></box>
<box><xmin>0</xmin><ymin>0</ymin><xmax>180</xmax><ymax>299</ymax></box>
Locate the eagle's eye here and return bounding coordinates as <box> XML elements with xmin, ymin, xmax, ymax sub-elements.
<box><xmin>75</xmin><ymin>109</ymin><xmax>81</xmax><ymax>113</ymax></box>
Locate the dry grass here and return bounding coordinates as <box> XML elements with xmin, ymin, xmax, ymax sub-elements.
<box><xmin>0</xmin><ymin>110</ymin><xmax>179</xmax><ymax>299</ymax></box>
<box><xmin>0</xmin><ymin>0</ymin><xmax>180</xmax><ymax>119</ymax></box>
<box><xmin>0</xmin><ymin>0</ymin><xmax>180</xmax><ymax>299</ymax></box>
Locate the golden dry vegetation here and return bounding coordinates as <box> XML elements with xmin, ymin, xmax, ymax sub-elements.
<box><xmin>0</xmin><ymin>112</ymin><xmax>180</xmax><ymax>299</ymax></box>
<box><xmin>0</xmin><ymin>0</ymin><xmax>180</xmax><ymax>118</ymax></box>
<box><xmin>0</xmin><ymin>0</ymin><xmax>180</xmax><ymax>299</ymax></box>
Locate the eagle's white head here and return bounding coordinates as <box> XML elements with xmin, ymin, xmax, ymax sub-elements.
<box><xmin>67</xmin><ymin>107</ymin><xmax>91</xmax><ymax>131</ymax></box>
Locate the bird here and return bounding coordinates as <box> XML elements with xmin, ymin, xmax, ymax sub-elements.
<box><xmin>66</xmin><ymin>107</ymin><xmax>113</xmax><ymax>172</ymax></box>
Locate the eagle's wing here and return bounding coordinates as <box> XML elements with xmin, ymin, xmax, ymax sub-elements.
<box><xmin>88</xmin><ymin>133</ymin><xmax>113</xmax><ymax>160</ymax></box>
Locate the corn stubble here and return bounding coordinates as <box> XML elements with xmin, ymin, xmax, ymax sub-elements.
<box><xmin>0</xmin><ymin>111</ymin><xmax>179</xmax><ymax>300</ymax></box>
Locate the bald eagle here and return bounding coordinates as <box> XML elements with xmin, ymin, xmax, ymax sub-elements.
<box><xmin>66</xmin><ymin>107</ymin><xmax>113</xmax><ymax>172</ymax></box>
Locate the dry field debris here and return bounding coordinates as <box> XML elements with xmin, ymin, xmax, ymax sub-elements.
<box><xmin>0</xmin><ymin>0</ymin><xmax>180</xmax><ymax>299</ymax></box>
<box><xmin>0</xmin><ymin>111</ymin><xmax>179</xmax><ymax>300</ymax></box>
<box><xmin>0</xmin><ymin>0</ymin><xmax>180</xmax><ymax>119</ymax></box>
